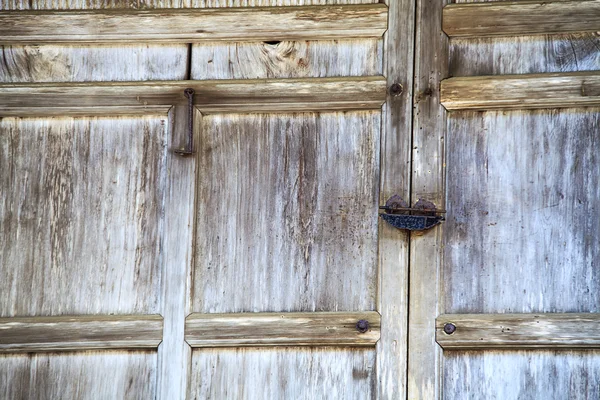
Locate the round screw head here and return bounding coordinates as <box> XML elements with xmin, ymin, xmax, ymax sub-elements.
<box><xmin>443</xmin><ymin>323</ymin><xmax>456</xmax><ymax>335</ymax></box>
<box><xmin>389</xmin><ymin>83</ymin><xmax>403</xmax><ymax>97</ymax></box>
<box><xmin>356</xmin><ymin>320</ymin><xmax>370</xmax><ymax>333</ymax></box>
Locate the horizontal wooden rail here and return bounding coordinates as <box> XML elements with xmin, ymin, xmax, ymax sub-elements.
<box><xmin>441</xmin><ymin>71</ymin><xmax>600</xmax><ymax>111</ymax></box>
<box><xmin>185</xmin><ymin>312</ymin><xmax>380</xmax><ymax>347</ymax></box>
<box><xmin>0</xmin><ymin>4</ymin><xmax>387</xmax><ymax>45</ymax></box>
<box><xmin>0</xmin><ymin>315</ymin><xmax>163</xmax><ymax>352</ymax></box>
<box><xmin>0</xmin><ymin>76</ymin><xmax>387</xmax><ymax>117</ymax></box>
<box><xmin>443</xmin><ymin>0</ymin><xmax>600</xmax><ymax>38</ymax></box>
<box><xmin>437</xmin><ymin>313</ymin><xmax>600</xmax><ymax>350</ymax></box>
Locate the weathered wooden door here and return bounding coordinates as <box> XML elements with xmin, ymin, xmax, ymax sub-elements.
<box><xmin>407</xmin><ymin>1</ymin><xmax>600</xmax><ymax>399</ymax></box>
<box><xmin>0</xmin><ymin>0</ymin><xmax>417</xmax><ymax>399</ymax></box>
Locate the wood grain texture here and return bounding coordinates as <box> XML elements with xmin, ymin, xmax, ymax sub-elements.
<box><xmin>443</xmin><ymin>0</ymin><xmax>600</xmax><ymax>38</ymax></box>
<box><xmin>185</xmin><ymin>312</ymin><xmax>380</xmax><ymax>347</ymax></box>
<box><xmin>444</xmin><ymin>108</ymin><xmax>600</xmax><ymax>314</ymax></box>
<box><xmin>188</xmin><ymin>348</ymin><xmax>376</xmax><ymax>399</ymax></box>
<box><xmin>0</xmin><ymin>117</ymin><xmax>168</xmax><ymax>317</ymax></box>
<box><xmin>193</xmin><ymin>111</ymin><xmax>380</xmax><ymax>313</ymax></box>
<box><xmin>441</xmin><ymin>71</ymin><xmax>600</xmax><ymax>110</ymax></box>
<box><xmin>376</xmin><ymin>0</ymin><xmax>413</xmax><ymax>398</ymax></box>
<box><xmin>437</xmin><ymin>313</ymin><xmax>600</xmax><ymax>349</ymax></box>
<box><xmin>408</xmin><ymin>0</ymin><xmax>447</xmax><ymax>398</ymax></box>
<box><xmin>0</xmin><ymin>77</ymin><xmax>386</xmax><ymax>116</ymax></box>
<box><xmin>444</xmin><ymin>350</ymin><xmax>600</xmax><ymax>400</ymax></box>
<box><xmin>191</xmin><ymin>39</ymin><xmax>382</xmax><ymax>80</ymax></box>
<box><xmin>0</xmin><ymin>45</ymin><xmax>188</xmax><ymax>83</ymax></box>
<box><xmin>0</xmin><ymin>315</ymin><xmax>163</xmax><ymax>352</ymax></box>
<box><xmin>0</xmin><ymin>5</ymin><xmax>388</xmax><ymax>44</ymax></box>
<box><xmin>0</xmin><ymin>351</ymin><xmax>157</xmax><ymax>399</ymax></box>
<box><xmin>449</xmin><ymin>34</ymin><xmax>600</xmax><ymax>77</ymax></box>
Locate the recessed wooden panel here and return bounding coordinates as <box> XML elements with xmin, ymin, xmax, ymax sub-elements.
<box><xmin>437</xmin><ymin>314</ymin><xmax>600</xmax><ymax>350</ymax></box>
<box><xmin>0</xmin><ymin>315</ymin><xmax>163</xmax><ymax>352</ymax></box>
<box><xmin>444</xmin><ymin>350</ymin><xmax>600</xmax><ymax>399</ymax></box>
<box><xmin>443</xmin><ymin>0</ymin><xmax>600</xmax><ymax>38</ymax></box>
<box><xmin>0</xmin><ymin>77</ymin><xmax>386</xmax><ymax>116</ymax></box>
<box><xmin>0</xmin><ymin>351</ymin><xmax>157</xmax><ymax>399</ymax></box>
<box><xmin>0</xmin><ymin>5</ymin><xmax>388</xmax><ymax>44</ymax></box>
<box><xmin>191</xmin><ymin>39</ymin><xmax>382</xmax><ymax>80</ymax></box>
<box><xmin>185</xmin><ymin>312</ymin><xmax>380</xmax><ymax>347</ymax></box>
<box><xmin>0</xmin><ymin>117</ymin><xmax>168</xmax><ymax>317</ymax></box>
<box><xmin>441</xmin><ymin>71</ymin><xmax>600</xmax><ymax>111</ymax></box>
<box><xmin>188</xmin><ymin>348</ymin><xmax>376</xmax><ymax>399</ymax></box>
<box><xmin>444</xmin><ymin>109</ymin><xmax>600</xmax><ymax>314</ymax></box>
<box><xmin>193</xmin><ymin>111</ymin><xmax>380</xmax><ymax>313</ymax></box>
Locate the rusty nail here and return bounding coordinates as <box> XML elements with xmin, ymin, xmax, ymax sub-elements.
<box><xmin>356</xmin><ymin>320</ymin><xmax>370</xmax><ymax>333</ymax></box>
<box><xmin>443</xmin><ymin>323</ymin><xmax>456</xmax><ymax>335</ymax></box>
<box><xmin>390</xmin><ymin>83</ymin><xmax>403</xmax><ymax>97</ymax></box>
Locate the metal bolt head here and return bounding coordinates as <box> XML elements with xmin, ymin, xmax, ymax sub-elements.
<box><xmin>389</xmin><ymin>83</ymin><xmax>403</xmax><ymax>97</ymax></box>
<box><xmin>443</xmin><ymin>323</ymin><xmax>456</xmax><ymax>335</ymax></box>
<box><xmin>356</xmin><ymin>320</ymin><xmax>370</xmax><ymax>333</ymax></box>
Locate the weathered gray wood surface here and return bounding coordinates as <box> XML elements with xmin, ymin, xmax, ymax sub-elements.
<box><xmin>443</xmin><ymin>0</ymin><xmax>600</xmax><ymax>38</ymax></box>
<box><xmin>0</xmin><ymin>315</ymin><xmax>163</xmax><ymax>352</ymax></box>
<box><xmin>437</xmin><ymin>314</ymin><xmax>600</xmax><ymax>349</ymax></box>
<box><xmin>0</xmin><ymin>77</ymin><xmax>386</xmax><ymax>116</ymax></box>
<box><xmin>407</xmin><ymin>0</ymin><xmax>447</xmax><ymax>398</ymax></box>
<box><xmin>0</xmin><ymin>117</ymin><xmax>168</xmax><ymax>317</ymax></box>
<box><xmin>0</xmin><ymin>351</ymin><xmax>158</xmax><ymax>400</ymax></box>
<box><xmin>185</xmin><ymin>312</ymin><xmax>380</xmax><ymax>347</ymax></box>
<box><xmin>0</xmin><ymin>5</ymin><xmax>387</xmax><ymax>44</ymax></box>
<box><xmin>441</xmin><ymin>71</ymin><xmax>600</xmax><ymax>111</ymax></box>
<box><xmin>444</xmin><ymin>350</ymin><xmax>600</xmax><ymax>399</ymax></box>
<box><xmin>193</xmin><ymin>111</ymin><xmax>380</xmax><ymax>314</ymax></box>
<box><xmin>188</xmin><ymin>348</ymin><xmax>377</xmax><ymax>399</ymax></box>
<box><xmin>376</xmin><ymin>0</ymin><xmax>413</xmax><ymax>397</ymax></box>
<box><xmin>1</xmin><ymin>0</ymin><xmax>376</xmax><ymax>8</ymax></box>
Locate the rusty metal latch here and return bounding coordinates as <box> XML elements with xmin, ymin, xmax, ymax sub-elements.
<box><xmin>174</xmin><ymin>88</ymin><xmax>195</xmax><ymax>156</ymax></box>
<box><xmin>379</xmin><ymin>195</ymin><xmax>445</xmax><ymax>231</ymax></box>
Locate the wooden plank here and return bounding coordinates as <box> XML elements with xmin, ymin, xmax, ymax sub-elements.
<box><xmin>185</xmin><ymin>312</ymin><xmax>380</xmax><ymax>347</ymax></box>
<box><xmin>188</xmin><ymin>348</ymin><xmax>376</xmax><ymax>399</ymax></box>
<box><xmin>437</xmin><ymin>314</ymin><xmax>600</xmax><ymax>349</ymax></box>
<box><xmin>376</xmin><ymin>0</ymin><xmax>413</xmax><ymax>397</ymax></box>
<box><xmin>441</xmin><ymin>71</ymin><xmax>600</xmax><ymax>111</ymax></box>
<box><xmin>0</xmin><ymin>4</ymin><xmax>387</xmax><ymax>44</ymax></box>
<box><xmin>0</xmin><ymin>77</ymin><xmax>386</xmax><ymax>116</ymax></box>
<box><xmin>408</xmin><ymin>0</ymin><xmax>448</xmax><ymax>398</ymax></box>
<box><xmin>0</xmin><ymin>315</ymin><xmax>163</xmax><ymax>352</ymax></box>
<box><xmin>443</xmin><ymin>0</ymin><xmax>600</xmax><ymax>38</ymax></box>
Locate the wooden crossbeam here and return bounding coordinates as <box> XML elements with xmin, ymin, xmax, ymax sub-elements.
<box><xmin>440</xmin><ymin>71</ymin><xmax>600</xmax><ymax>111</ymax></box>
<box><xmin>0</xmin><ymin>4</ymin><xmax>387</xmax><ymax>45</ymax></box>
<box><xmin>437</xmin><ymin>313</ymin><xmax>600</xmax><ymax>350</ymax></box>
<box><xmin>0</xmin><ymin>315</ymin><xmax>163</xmax><ymax>352</ymax></box>
<box><xmin>443</xmin><ymin>0</ymin><xmax>600</xmax><ymax>38</ymax></box>
<box><xmin>0</xmin><ymin>77</ymin><xmax>387</xmax><ymax>117</ymax></box>
<box><xmin>185</xmin><ymin>312</ymin><xmax>381</xmax><ymax>347</ymax></box>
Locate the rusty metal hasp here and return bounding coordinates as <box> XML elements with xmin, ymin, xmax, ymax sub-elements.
<box><xmin>379</xmin><ymin>195</ymin><xmax>444</xmax><ymax>231</ymax></box>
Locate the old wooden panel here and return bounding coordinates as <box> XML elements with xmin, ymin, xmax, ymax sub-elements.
<box><xmin>0</xmin><ymin>77</ymin><xmax>386</xmax><ymax>116</ymax></box>
<box><xmin>441</xmin><ymin>71</ymin><xmax>600</xmax><ymax>111</ymax></box>
<box><xmin>0</xmin><ymin>315</ymin><xmax>163</xmax><ymax>352</ymax></box>
<box><xmin>185</xmin><ymin>312</ymin><xmax>380</xmax><ymax>347</ymax></box>
<box><xmin>407</xmin><ymin>0</ymin><xmax>447</xmax><ymax>398</ymax></box>
<box><xmin>437</xmin><ymin>314</ymin><xmax>600</xmax><ymax>349</ymax></box>
<box><xmin>0</xmin><ymin>351</ymin><xmax>157</xmax><ymax>399</ymax></box>
<box><xmin>444</xmin><ymin>350</ymin><xmax>600</xmax><ymax>399</ymax></box>
<box><xmin>193</xmin><ymin>111</ymin><xmax>380</xmax><ymax>313</ymax></box>
<box><xmin>0</xmin><ymin>116</ymin><xmax>168</xmax><ymax>317</ymax></box>
<box><xmin>445</xmin><ymin>108</ymin><xmax>600</xmax><ymax>314</ymax></box>
<box><xmin>192</xmin><ymin>39</ymin><xmax>382</xmax><ymax>80</ymax></box>
<box><xmin>0</xmin><ymin>5</ymin><xmax>387</xmax><ymax>44</ymax></box>
<box><xmin>443</xmin><ymin>0</ymin><xmax>600</xmax><ymax>38</ymax></box>
<box><xmin>449</xmin><ymin>34</ymin><xmax>600</xmax><ymax>77</ymax></box>
<box><xmin>188</xmin><ymin>348</ymin><xmax>376</xmax><ymax>399</ymax></box>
